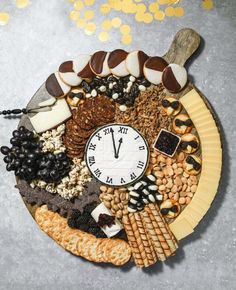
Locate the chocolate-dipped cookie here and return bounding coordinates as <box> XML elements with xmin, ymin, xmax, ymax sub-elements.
<box><xmin>46</xmin><ymin>72</ymin><xmax>71</xmax><ymax>98</ymax></box>
<box><xmin>59</xmin><ymin>61</ymin><xmax>82</xmax><ymax>86</ymax></box>
<box><xmin>90</xmin><ymin>51</ymin><xmax>110</xmax><ymax>77</ymax></box>
<box><xmin>160</xmin><ymin>199</ymin><xmax>180</xmax><ymax>219</ymax></box>
<box><xmin>125</xmin><ymin>50</ymin><xmax>149</xmax><ymax>78</ymax></box>
<box><xmin>161</xmin><ymin>97</ymin><xmax>182</xmax><ymax>116</ymax></box>
<box><xmin>180</xmin><ymin>133</ymin><xmax>199</xmax><ymax>154</ymax></box>
<box><xmin>143</xmin><ymin>56</ymin><xmax>168</xmax><ymax>85</ymax></box>
<box><xmin>173</xmin><ymin>114</ymin><xmax>193</xmax><ymax>134</ymax></box>
<box><xmin>73</xmin><ymin>54</ymin><xmax>94</xmax><ymax>79</ymax></box>
<box><xmin>162</xmin><ymin>63</ymin><xmax>187</xmax><ymax>93</ymax></box>
<box><xmin>108</xmin><ymin>49</ymin><xmax>129</xmax><ymax>77</ymax></box>
<box><xmin>183</xmin><ymin>155</ymin><xmax>202</xmax><ymax>175</ymax></box>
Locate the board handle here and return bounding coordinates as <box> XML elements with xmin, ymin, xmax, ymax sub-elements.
<box><xmin>163</xmin><ymin>28</ymin><xmax>201</xmax><ymax>66</ymax></box>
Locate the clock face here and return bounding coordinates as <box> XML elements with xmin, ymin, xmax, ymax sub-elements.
<box><xmin>85</xmin><ymin>124</ymin><xmax>149</xmax><ymax>186</ymax></box>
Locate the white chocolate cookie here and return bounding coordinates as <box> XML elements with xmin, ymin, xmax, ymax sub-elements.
<box><xmin>90</xmin><ymin>51</ymin><xmax>110</xmax><ymax>77</ymax></box>
<box><xmin>59</xmin><ymin>61</ymin><xmax>82</xmax><ymax>86</ymax></box>
<box><xmin>143</xmin><ymin>56</ymin><xmax>168</xmax><ymax>85</ymax></box>
<box><xmin>108</xmin><ymin>49</ymin><xmax>129</xmax><ymax>77</ymax></box>
<box><xmin>46</xmin><ymin>72</ymin><xmax>71</xmax><ymax>98</ymax></box>
<box><xmin>73</xmin><ymin>54</ymin><xmax>94</xmax><ymax>79</ymax></box>
<box><xmin>125</xmin><ymin>50</ymin><xmax>149</xmax><ymax>78</ymax></box>
<box><xmin>162</xmin><ymin>63</ymin><xmax>187</xmax><ymax>93</ymax></box>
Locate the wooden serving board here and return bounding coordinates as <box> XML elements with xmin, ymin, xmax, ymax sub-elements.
<box><xmin>18</xmin><ymin>28</ymin><xmax>222</xmax><ymax>241</ymax></box>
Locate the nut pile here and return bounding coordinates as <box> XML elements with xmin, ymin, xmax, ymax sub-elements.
<box><xmin>39</xmin><ymin>124</ymin><xmax>66</xmax><ymax>154</ymax></box>
<box><xmin>33</xmin><ymin>158</ymin><xmax>92</xmax><ymax>200</ymax></box>
<box><xmin>115</xmin><ymin>85</ymin><xmax>173</xmax><ymax>145</ymax></box>
<box><xmin>148</xmin><ymin>150</ymin><xmax>199</xmax><ymax>207</ymax></box>
<box><xmin>99</xmin><ymin>186</ymin><xmax>129</xmax><ymax>219</ymax></box>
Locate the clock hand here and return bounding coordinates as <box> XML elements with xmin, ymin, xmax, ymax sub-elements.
<box><xmin>115</xmin><ymin>138</ymin><xmax>123</xmax><ymax>159</ymax></box>
<box><xmin>110</xmin><ymin>128</ymin><xmax>117</xmax><ymax>157</ymax></box>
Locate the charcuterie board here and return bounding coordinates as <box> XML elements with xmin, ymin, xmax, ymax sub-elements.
<box><xmin>1</xmin><ymin>28</ymin><xmax>222</xmax><ymax>268</ymax></box>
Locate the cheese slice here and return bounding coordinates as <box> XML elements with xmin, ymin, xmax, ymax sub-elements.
<box><xmin>170</xmin><ymin>89</ymin><xmax>222</xmax><ymax>240</ymax></box>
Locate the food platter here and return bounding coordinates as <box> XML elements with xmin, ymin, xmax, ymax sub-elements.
<box><xmin>1</xmin><ymin>28</ymin><xmax>222</xmax><ymax>268</ymax></box>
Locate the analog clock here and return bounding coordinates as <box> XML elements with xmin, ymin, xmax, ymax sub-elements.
<box><xmin>85</xmin><ymin>124</ymin><xmax>149</xmax><ymax>186</ymax></box>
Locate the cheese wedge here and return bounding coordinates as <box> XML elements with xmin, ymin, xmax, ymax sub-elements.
<box><xmin>170</xmin><ymin>89</ymin><xmax>222</xmax><ymax>240</ymax></box>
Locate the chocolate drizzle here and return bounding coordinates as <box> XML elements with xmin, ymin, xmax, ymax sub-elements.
<box><xmin>90</xmin><ymin>51</ymin><xmax>107</xmax><ymax>74</ymax></box>
<box><xmin>108</xmin><ymin>49</ymin><xmax>128</xmax><ymax>68</ymax></box>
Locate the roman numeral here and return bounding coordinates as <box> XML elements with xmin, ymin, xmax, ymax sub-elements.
<box><xmin>139</xmin><ymin>146</ymin><xmax>145</xmax><ymax>151</ymax></box>
<box><xmin>106</xmin><ymin>176</ymin><xmax>113</xmax><ymax>184</ymax></box>
<box><xmin>94</xmin><ymin>168</ymin><xmax>102</xmax><ymax>178</ymax></box>
<box><xmin>137</xmin><ymin>161</ymin><xmax>144</xmax><ymax>169</ymax></box>
<box><xmin>120</xmin><ymin>177</ymin><xmax>126</xmax><ymax>184</ymax></box>
<box><xmin>130</xmin><ymin>172</ymin><xmax>136</xmax><ymax>180</ymax></box>
<box><xmin>103</xmin><ymin>128</ymin><xmax>111</xmax><ymax>135</ymax></box>
<box><xmin>118</xmin><ymin>126</ymin><xmax>128</xmax><ymax>134</ymax></box>
<box><xmin>134</xmin><ymin>135</ymin><xmax>140</xmax><ymax>140</ymax></box>
<box><xmin>95</xmin><ymin>133</ymin><xmax>102</xmax><ymax>141</ymax></box>
<box><xmin>88</xmin><ymin>143</ymin><xmax>96</xmax><ymax>151</ymax></box>
<box><xmin>88</xmin><ymin>156</ymin><xmax>95</xmax><ymax>166</ymax></box>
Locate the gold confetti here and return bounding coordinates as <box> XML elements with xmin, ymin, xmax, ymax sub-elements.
<box><xmin>120</xmin><ymin>24</ymin><xmax>131</xmax><ymax>34</ymax></box>
<box><xmin>111</xmin><ymin>17</ymin><xmax>122</xmax><ymax>28</ymax></box>
<box><xmin>69</xmin><ymin>10</ymin><xmax>80</xmax><ymax>21</ymax></box>
<box><xmin>84</xmin><ymin>0</ymin><xmax>95</xmax><ymax>5</ymax></box>
<box><xmin>136</xmin><ymin>3</ymin><xmax>146</xmax><ymax>13</ymax></box>
<box><xmin>113</xmin><ymin>1</ymin><xmax>122</xmax><ymax>11</ymax></box>
<box><xmin>149</xmin><ymin>3</ymin><xmax>159</xmax><ymax>13</ymax></box>
<box><xmin>143</xmin><ymin>12</ymin><xmax>154</xmax><ymax>23</ymax></box>
<box><xmin>174</xmin><ymin>7</ymin><xmax>184</xmax><ymax>17</ymax></box>
<box><xmin>0</xmin><ymin>12</ymin><xmax>10</xmax><ymax>26</ymax></box>
<box><xmin>202</xmin><ymin>0</ymin><xmax>214</xmax><ymax>10</ymax></box>
<box><xmin>84</xmin><ymin>22</ymin><xmax>96</xmax><ymax>35</ymax></box>
<box><xmin>165</xmin><ymin>6</ymin><xmax>175</xmax><ymax>17</ymax></box>
<box><xmin>16</xmin><ymin>0</ymin><xmax>30</xmax><ymax>8</ymax></box>
<box><xmin>100</xmin><ymin>4</ymin><xmax>111</xmax><ymax>14</ymax></box>
<box><xmin>74</xmin><ymin>0</ymin><xmax>84</xmax><ymax>11</ymax></box>
<box><xmin>121</xmin><ymin>34</ymin><xmax>132</xmax><ymax>45</ymax></box>
<box><xmin>154</xmin><ymin>10</ymin><xmax>165</xmax><ymax>21</ymax></box>
<box><xmin>102</xmin><ymin>19</ymin><xmax>112</xmax><ymax>30</ymax></box>
<box><xmin>84</xmin><ymin>10</ymin><xmax>94</xmax><ymax>20</ymax></box>
<box><xmin>99</xmin><ymin>31</ymin><xmax>109</xmax><ymax>42</ymax></box>
<box><xmin>76</xmin><ymin>18</ymin><xmax>86</xmax><ymax>28</ymax></box>
<box><xmin>135</xmin><ymin>12</ymin><xmax>145</xmax><ymax>22</ymax></box>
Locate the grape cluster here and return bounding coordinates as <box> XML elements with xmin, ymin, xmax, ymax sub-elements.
<box><xmin>1</xmin><ymin>126</ymin><xmax>71</xmax><ymax>183</ymax></box>
<box><xmin>67</xmin><ymin>203</ymin><xmax>106</xmax><ymax>238</ymax></box>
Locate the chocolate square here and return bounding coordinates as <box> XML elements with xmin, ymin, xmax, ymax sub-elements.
<box><xmin>153</xmin><ymin>129</ymin><xmax>181</xmax><ymax>157</ymax></box>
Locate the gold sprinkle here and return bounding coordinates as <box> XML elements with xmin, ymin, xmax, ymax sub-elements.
<box><xmin>174</xmin><ymin>7</ymin><xmax>184</xmax><ymax>17</ymax></box>
<box><xmin>16</xmin><ymin>0</ymin><xmax>30</xmax><ymax>8</ymax></box>
<box><xmin>120</xmin><ymin>24</ymin><xmax>131</xmax><ymax>34</ymax></box>
<box><xmin>69</xmin><ymin>10</ymin><xmax>80</xmax><ymax>21</ymax></box>
<box><xmin>202</xmin><ymin>0</ymin><xmax>214</xmax><ymax>10</ymax></box>
<box><xmin>84</xmin><ymin>0</ymin><xmax>95</xmax><ymax>5</ymax></box>
<box><xmin>136</xmin><ymin>3</ymin><xmax>146</xmax><ymax>13</ymax></box>
<box><xmin>74</xmin><ymin>0</ymin><xmax>84</xmax><ymax>11</ymax></box>
<box><xmin>165</xmin><ymin>6</ymin><xmax>175</xmax><ymax>17</ymax></box>
<box><xmin>149</xmin><ymin>3</ymin><xmax>159</xmax><ymax>13</ymax></box>
<box><xmin>0</xmin><ymin>12</ymin><xmax>10</xmax><ymax>26</ymax></box>
<box><xmin>111</xmin><ymin>17</ymin><xmax>122</xmax><ymax>28</ymax></box>
<box><xmin>154</xmin><ymin>10</ymin><xmax>165</xmax><ymax>21</ymax></box>
<box><xmin>84</xmin><ymin>10</ymin><xmax>94</xmax><ymax>20</ymax></box>
<box><xmin>76</xmin><ymin>18</ymin><xmax>86</xmax><ymax>28</ymax></box>
<box><xmin>143</xmin><ymin>13</ymin><xmax>154</xmax><ymax>23</ymax></box>
<box><xmin>121</xmin><ymin>34</ymin><xmax>132</xmax><ymax>45</ymax></box>
<box><xmin>100</xmin><ymin>4</ymin><xmax>111</xmax><ymax>14</ymax></box>
<box><xmin>102</xmin><ymin>19</ymin><xmax>112</xmax><ymax>30</ymax></box>
<box><xmin>135</xmin><ymin>12</ymin><xmax>145</xmax><ymax>22</ymax></box>
<box><xmin>99</xmin><ymin>31</ymin><xmax>109</xmax><ymax>42</ymax></box>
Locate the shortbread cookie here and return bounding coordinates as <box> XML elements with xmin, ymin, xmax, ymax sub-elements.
<box><xmin>90</xmin><ymin>51</ymin><xmax>110</xmax><ymax>77</ymax></box>
<box><xmin>161</xmin><ymin>97</ymin><xmax>182</xmax><ymax>116</ymax></box>
<box><xmin>108</xmin><ymin>49</ymin><xmax>129</xmax><ymax>77</ymax></box>
<box><xmin>180</xmin><ymin>133</ymin><xmax>199</xmax><ymax>154</ymax></box>
<box><xmin>125</xmin><ymin>50</ymin><xmax>149</xmax><ymax>78</ymax></box>
<box><xmin>173</xmin><ymin>114</ymin><xmax>193</xmax><ymax>134</ymax></box>
<box><xmin>183</xmin><ymin>155</ymin><xmax>202</xmax><ymax>175</ymax></box>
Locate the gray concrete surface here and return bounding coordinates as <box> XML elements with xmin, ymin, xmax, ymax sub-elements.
<box><xmin>0</xmin><ymin>1</ymin><xmax>236</xmax><ymax>289</ymax></box>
